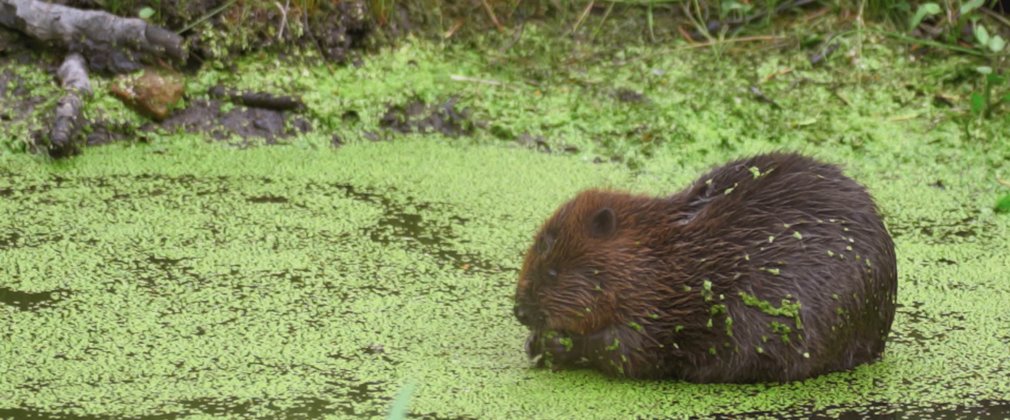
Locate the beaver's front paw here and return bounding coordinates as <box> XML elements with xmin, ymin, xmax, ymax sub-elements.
<box><xmin>525</xmin><ymin>330</ymin><xmax>581</xmax><ymax>369</ymax></box>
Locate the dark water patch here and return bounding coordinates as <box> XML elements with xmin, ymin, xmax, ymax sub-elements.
<box><xmin>272</xmin><ymin>397</ymin><xmax>338</xmax><ymax>419</ymax></box>
<box><xmin>0</xmin><ymin>230</ymin><xmax>20</xmax><ymax>248</ymax></box>
<box><xmin>11</xmin><ymin>232</ymin><xmax>67</xmax><ymax>247</ymax></box>
<box><xmin>0</xmin><ymin>402</ymin><xmax>180</xmax><ymax>419</ymax></box>
<box><xmin>935</xmin><ymin>257</ymin><xmax>957</xmax><ymax>266</ymax></box>
<box><xmin>326</xmin><ymin>183</ymin><xmax>506</xmax><ymax>275</ymax></box>
<box><xmin>333</xmin><ymin>380</ymin><xmax>387</xmax><ymax>417</ymax></box>
<box><xmin>247</xmin><ymin>194</ymin><xmax>289</xmax><ymax>204</ymax></box>
<box><xmin>0</xmin><ymin>286</ymin><xmax>68</xmax><ymax>310</ymax></box>
<box><xmin>823</xmin><ymin>399</ymin><xmax>1010</xmax><ymax>419</ymax></box>
<box><xmin>0</xmin><ymin>407</ymin><xmax>124</xmax><ymax>420</ymax></box>
<box><xmin>891</xmin><ymin>302</ymin><xmax>967</xmax><ymax>347</ymax></box>
<box><xmin>728</xmin><ymin>399</ymin><xmax>1010</xmax><ymax>419</ymax></box>
<box><xmin>888</xmin><ymin>211</ymin><xmax>990</xmax><ymax>243</ymax></box>
<box><xmin>147</xmin><ymin>255</ymin><xmax>187</xmax><ymax>269</ymax></box>
<box><xmin>179</xmin><ymin>398</ymin><xmax>255</xmax><ymax>417</ymax></box>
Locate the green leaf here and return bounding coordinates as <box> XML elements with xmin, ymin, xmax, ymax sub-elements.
<box><xmin>138</xmin><ymin>6</ymin><xmax>155</xmax><ymax>19</ymax></box>
<box><xmin>995</xmin><ymin>193</ymin><xmax>1010</xmax><ymax>214</ymax></box>
<box><xmin>910</xmin><ymin>3</ymin><xmax>942</xmax><ymax>31</ymax></box>
<box><xmin>387</xmin><ymin>382</ymin><xmax>416</xmax><ymax>420</ymax></box>
<box><xmin>975</xmin><ymin>25</ymin><xmax>990</xmax><ymax>46</ymax></box>
<box><xmin>990</xmin><ymin>35</ymin><xmax>1006</xmax><ymax>53</ymax></box>
<box><xmin>970</xmin><ymin>92</ymin><xmax>986</xmax><ymax>115</ymax></box>
<box><xmin>960</xmin><ymin>0</ymin><xmax>985</xmax><ymax>16</ymax></box>
<box><xmin>721</xmin><ymin>0</ymin><xmax>753</xmax><ymax>13</ymax></box>
<box><xmin>986</xmin><ymin>73</ymin><xmax>1006</xmax><ymax>85</ymax></box>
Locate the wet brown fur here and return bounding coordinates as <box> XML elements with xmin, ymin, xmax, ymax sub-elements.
<box><xmin>514</xmin><ymin>152</ymin><xmax>897</xmax><ymax>383</ymax></box>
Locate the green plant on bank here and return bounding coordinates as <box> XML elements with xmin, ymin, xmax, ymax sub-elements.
<box><xmin>969</xmin><ymin>64</ymin><xmax>1010</xmax><ymax>118</ymax></box>
<box><xmin>996</xmin><ymin>192</ymin><xmax>1010</xmax><ymax>213</ymax></box>
<box><xmin>909</xmin><ymin>0</ymin><xmax>990</xmax><ymax>43</ymax></box>
<box><xmin>968</xmin><ymin>12</ymin><xmax>1009</xmax><ymax>117</ymax></box>
<box><xmin>906</xmin><ymin>1</ymin><xmax>1010</xmax><ymax>118</ymax></box>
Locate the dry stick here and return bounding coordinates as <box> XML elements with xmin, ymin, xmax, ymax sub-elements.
<box><xmin>569</xmin><ymin>1</ymin><xmax>595</xmax><ymax>35</ymax></box>
<box><xmin>499</xmin><ymin>9</ymin><xmax>526</xmax><ymax>53</ymax></box>
<box><xmin>208</xmin><ymin>86</ymin><xmax>304</xmax><ymax>111</ymax></box>
<box><xmin>480</xmin><ymin>0</ymin><xmax>504</xmax><ymax>32</ymax></box>
<box><xmin>449</xmin><ymin>75</ymin><xmax>503</xmax><ymax>86</ymax></box>
<box><xmin>590</xmin><ymin>2</ymin><xmax>615</xmax><ymax>41</ymax></box>
<box><xmin>982</xmin><ymin>7</ymin><xmax>1010</xmax><ymax>30</ymax></box>
<box><xmin>50</xmin><ymin>53</ymin><xmax>92</xmax><ymax>157</ymax></box>
<box><xmin>443</xmin><ymin>19</ymin><xmax>464</xmax><ymax>39</ymax></box>
<box><xmin>299</xmin><ymin>0</ymin><xmax>331</xmax><ymax>74</ymax></box>
<box><xmin>275</xmin><ymin>0</ymin><xmax>290</xmax><ymax>41</ymax></box>
<box><xmin>177</xmin><ymin>0</ymin><xmax>236</xmax><ymax>34</ymax></box>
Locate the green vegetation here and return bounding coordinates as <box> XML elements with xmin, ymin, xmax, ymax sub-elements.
<box><xmin>740</xmin><ymin>292</ymin><xmax>804</xmax><ymax>330</ymax></box>
<box><xmin>2</xmin><ymin>2</ymin><xmax>1010</xmax><ymax>418</ymax></box>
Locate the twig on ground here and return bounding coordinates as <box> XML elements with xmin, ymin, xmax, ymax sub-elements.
<box><xmin>590</xmin><ymin>2</ymin><xmax>615</xmax><ymax>41</ymax></box>
<box><xmin>749</xmin><ymin>86</ymin><xmax>782</xmax><ymax>109</ymax></box>
<box><xmin>443</xmin><ymin>19</ymin><xmax>464</xmax><ymax>39</ymax></box>
<box><xmin>880</xmin><ymin>31</ymin><xmax>985</xmax><ymax>56</ymax></box>
<box><xmin>500</xmin><ymin>9</ymin><xmax>526</xmax><ymax>53</ymax></box>
<box><xmin>569</xmin><ymin>1</ymin><xmax>594</xmax><ymax>36</ymax></box>
<box><xmin>982</xmin><ymin>7</ymin><xmax>1010</xmax><ymax>30</ymax></box>
<box><xmin>177</xmin><ymin>0</ymin><xmax>236</xmax><ymax>34</ymax></box>
<box><xmin>275</xmin><ymin>0</ymin><xmax>290</xmax><ymax>41</ymax></box>
<box><xmin>208</xmin><ymin>86</ymin><xmax>304</xmax><ymax>111</ymax></box>
<box><xmin>761</xmin><ymin>67</ymin><xmax>794</xmax><ymax>83</ymax></box>
<box><xmin>481</xmin><ymin>0</ymin><xmax>504</xmax><ymax>32</ymax></box>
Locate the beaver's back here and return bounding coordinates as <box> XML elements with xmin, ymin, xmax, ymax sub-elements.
<box><xmin>666</xmin><ymin>153</ymin><xmax>897</xmax><ymax>382</ymax></box>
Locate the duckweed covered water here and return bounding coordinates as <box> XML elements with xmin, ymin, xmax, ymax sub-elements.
<box><xmin>3</xmin><ymin>32</ymin><xmax>1010</xmax><ymax>418</ymax></box>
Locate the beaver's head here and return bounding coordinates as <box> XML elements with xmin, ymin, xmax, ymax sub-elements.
<box><xmin>514</xmin><ymin>189</ymin><xmax>663</xmax><ymax>337</ymax></box>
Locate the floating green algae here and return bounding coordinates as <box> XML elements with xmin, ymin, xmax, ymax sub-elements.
<box><xmin>3</xmin><ymin>29</ymin><xmax>1010</xmax><ymax>419</ymax></box>
<box><xmin>1</xmin><ymin>136</ymin><xmax>1008</xmax><ymax>418</ymax></box>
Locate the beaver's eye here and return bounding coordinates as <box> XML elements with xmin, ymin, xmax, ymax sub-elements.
<box><xmin>545</xmin><ymin>268</ymin><xmax>561</xmax><ymax>284</ymax></box>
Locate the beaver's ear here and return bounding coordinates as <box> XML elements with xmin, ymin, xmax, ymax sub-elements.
<box><xmin>589</xmin><ymin>207</ymin><xmax>617</xmax><ymax>238</ymax></box>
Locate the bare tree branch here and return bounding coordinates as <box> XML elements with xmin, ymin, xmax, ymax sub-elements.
<box><xmin>0</xmin><ymin>0</ymin><xmax>185</xmax><ymax>72</ymax></box>
<box><xmin>49</xmin><ymin>53</ymin><xmax>91</xmax><ymax>157</ymax></box>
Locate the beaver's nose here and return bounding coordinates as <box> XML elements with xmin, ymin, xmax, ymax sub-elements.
<box><xmin>514</xmin><ymin>303</ymin><xmax>544</xmax><ymax>327</ymax></box>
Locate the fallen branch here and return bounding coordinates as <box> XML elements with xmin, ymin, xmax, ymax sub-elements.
<box><xmin>50</xmin><ymin>53</ymin><xmax>92</xmax><ymax>157</ymax></box>
<box><xmin>208</xmin><ymin>86</ymin><xmax>305</xmax><ymax>111</ymax></box>
<box><xmin>0</xmin><ymin>0</ymin><xmax>185</xmax><ymax>73</ymax></box>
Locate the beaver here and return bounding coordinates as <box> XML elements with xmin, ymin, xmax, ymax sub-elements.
<box><xmin>513</xmin><ymin>152</ymin><xmax>897</xmax><ymax>383</ymax></box>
